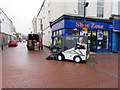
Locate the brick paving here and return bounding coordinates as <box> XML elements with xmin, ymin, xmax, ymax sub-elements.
<box><xmin>2</xmin><ymin>42</ymin><xmax>118</xmax><ymax>88</ymax></box>
<box><xmin>0</xmin><ymin>50</ymin><xmax>2</xmax><ymax>89</ymax></box>
<box><xmin>89</xmin><ymin>53</ymin><xmax>118</xmax><ymax>75</ymax></box>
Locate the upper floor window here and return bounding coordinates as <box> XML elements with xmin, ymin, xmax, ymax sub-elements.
<box><xmin>78</xmin><ymin>0</ymin><xmax>85</xmax><ymax>16</ymax></box>
<box><xmin>118</xmin><ymin>1</ymin><xmax>120</xmax><ymax>15</ymax></box>
<box><xmin>97</xmin><ymin>0</ymin><xmax>104</xmax><ymax>18</ymax></box>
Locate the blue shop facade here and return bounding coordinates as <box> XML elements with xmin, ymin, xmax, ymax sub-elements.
<box><xmin>112</xmin><ymin>19</ymin><xmax>120</xmax><ymax>52</ymax></box>
<box><xmin>50</xmin><ymin>15</ymin><xmax>114</xmax><ymax>53</ymax></box>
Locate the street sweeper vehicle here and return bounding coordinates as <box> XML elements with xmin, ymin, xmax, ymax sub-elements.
<box><xmin>46</xmin><ymin>35</ymin><xmax>90</xmax><ymax>63</ymax></box>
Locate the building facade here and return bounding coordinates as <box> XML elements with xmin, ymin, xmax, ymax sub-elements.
<box><xmin>36</xmin><ymin>0</ymin><xmax>113</xmax><ymax>47</ymax></box>
<box><xmin>111</xmin><ymin>15</ymin><xmax>120</xmax><ymax>52</ymax></box>
<box><xmin>118</xmin><ymin>1</ymin><xmax>120</xmax><ymax>15</ymax></box>
<box><xmin>0</xmin><ymin>8</ymin><xmax>17</xmax><ymax>50</ymax></box>
<box><xmin>32</xmin><ymin>17</ymin><xmax>38</xmax><ymax>34</ymax></box>
<box><xmin>51</xmin><ymin>15</ymin><xmax>113</xmax><ymax>52</ymax></box>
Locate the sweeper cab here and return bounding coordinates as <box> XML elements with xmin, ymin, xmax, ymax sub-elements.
<box><xmin>46</xmin><ymin>35</ymin><xmax>90</xmax><ymax>63</ymax></box>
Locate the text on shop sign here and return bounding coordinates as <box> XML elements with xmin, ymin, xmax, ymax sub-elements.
<box><xmin>52</xmin><ymin>24</ymin><xmax>63</xmax><ymax>30</ymax></box>
<box><xmin>76</xmin><ymin>22</ymin><xmax>104</xmax><ymax>29</ymax></box>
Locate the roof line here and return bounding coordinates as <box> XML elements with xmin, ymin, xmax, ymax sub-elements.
<box><xmin>37</xmin><ymin>0</ymin><xmax>46</xmax><ymax>17</ymax></box>
<box><xmin>0</xmin><ymin>8</ymin><xmax>13</xmax><ymax>23</ymax></box>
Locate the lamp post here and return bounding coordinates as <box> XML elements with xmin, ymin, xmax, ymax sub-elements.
<box><xmin>83</xmin><ymin>0</ymin><xmax>89</xmax><ymax>51</ymax></box>
<box><xmin>83</xmin><ymin>0</ymin><xmax>89</xmax><ymax>31</ymax></box>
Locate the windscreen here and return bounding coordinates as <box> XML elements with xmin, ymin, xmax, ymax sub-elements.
<box><xmin>9</xmin><ymin>41</ymin><xmax>15</xmax><ymax>43</ymax></box>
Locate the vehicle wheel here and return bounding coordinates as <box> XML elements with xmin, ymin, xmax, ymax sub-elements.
<box><xmin>57</xmin><ymin>54</ymin><xmax>65</xmax><ymax>61</ymax></box>
<box><xmin>74</xmin><ymin>56</ymin><xmax>82</xmax><ymax>63</ymax></box>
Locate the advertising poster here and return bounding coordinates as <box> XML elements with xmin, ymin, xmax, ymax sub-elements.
<box><xmin>97</xmin><ymin>31</ymin><xmax>103</xmax><ymax>40</ymax></box>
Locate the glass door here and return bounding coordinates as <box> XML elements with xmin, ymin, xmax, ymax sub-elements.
<box><xmin>91</xmin><ymin>30</ymin><xmax>97</xmax><ymax>51</ymax></box>
<box><xmin>88</xmin><ymin>30</ymin><xmax>110</xmax><ymax>52</ymax></box>
<box><xmin>97</xmin><ymin>30</ymin><xmax>104</xmax><ymax>49</ymax></box>
<box><xmin>97</xmin><ymin>30</ymin><xmax>109</xmax><ymax>52</ymax></box>
<box><xmin>103</xmin><ymin>31</ymin><xmax>109</xmax><ymax>49</ymax></box>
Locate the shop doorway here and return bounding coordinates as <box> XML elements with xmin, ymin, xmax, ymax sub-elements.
<box><xmin>88</xmin><ymin>30</ymin><xmax>97</xmax><ymax>52</ymax></box>
<box><xmin>88</xmin><ymin>30</ymin><xmax>109</xmax><ymax>52</ymax></box>
<box><xmin>97</xmin><ymin>30</ymin><xmax>109</xmax><ymax>50</ymax></box>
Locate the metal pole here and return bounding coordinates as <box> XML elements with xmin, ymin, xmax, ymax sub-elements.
<box><xmin>84</xmin><ymin>0</ymin><xmax>86</xmax><ymax>28</ymax></box>
<box><xmin>83</xmin><ymin>1</ymin><xmax>90</xmax><ymax>51</ymax></box>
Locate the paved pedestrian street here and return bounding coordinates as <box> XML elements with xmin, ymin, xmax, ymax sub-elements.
<box><xmin>2</xmin><ymin>42</ymin><xmax>119</xmax><ymax>88</ymax></box>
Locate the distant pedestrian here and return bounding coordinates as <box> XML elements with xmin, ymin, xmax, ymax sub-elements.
<box><xmin>1</xmin><ymin>43</ymin><xmax>3</xmax><ymax>50</ymax></box>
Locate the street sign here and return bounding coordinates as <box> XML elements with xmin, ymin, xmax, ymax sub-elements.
<box><xmin>82</xmin><ymin>27</ymin><xmax>88</xmax><ymax>31</ymax></box>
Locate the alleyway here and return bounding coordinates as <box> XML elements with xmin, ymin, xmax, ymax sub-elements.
<box><xmin>2</xmin><ymin>42</ymin><xmax>118</xmax><ymax>88</ymax></box>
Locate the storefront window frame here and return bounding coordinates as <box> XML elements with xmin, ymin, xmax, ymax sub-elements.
<box><xmin>72</xmin><ymin>29</ymin><xmax>80</xmax><ymax>36</ymax></box>
<box><xmin>97</xmin><ymin>30</ymin><xmax>109</xmax><ymax>50</ymax></box>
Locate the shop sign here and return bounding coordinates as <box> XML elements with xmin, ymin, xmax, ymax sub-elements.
<box><xmin>52</xmin><ymin>24</ymin><xmax>63</xmax><ymax>30</ymax></box>
<box><xmin>65</xmin><ymin>19</ymin><xmax>111</xmax><ymax>30</ymax></box>
<box><xmin>109</xmin><ymin>25</ymin><xmax>113</xmax><ymax>28</ymax></box>
<box><xmin>51</xmin><ymin>20</ymin><xmax>64</xmax><ymax>31</ymax></box>
<box><xmin>76</xmin><ymin>22</ymin><xmax>104</xmax><ymax>29</ymax></box>
<box><xmin>82</xmin><ymin>27</ymin><xmax>88</xmax><ymax>31</ymax></box>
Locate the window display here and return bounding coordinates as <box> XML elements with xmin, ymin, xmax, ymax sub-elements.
<box><xmin>97</xmin><ymin>30</ymin><xmax>108</xmax><ymax>49</ymax></box>
<box><xmin>72</xmin><ymin>29</ymin><xmax>79</xmax><ymax>35</ymax></box>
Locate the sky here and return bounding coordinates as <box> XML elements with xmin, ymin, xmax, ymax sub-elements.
<box><xmin>0</xmin><ymin>0</ymin><xmax>44</xmax><ymax>35</ymax></box>
<box><xmin>0</xmin><ymin>0</ymin><xmax>119</xmax><ymax>35</ymax></box>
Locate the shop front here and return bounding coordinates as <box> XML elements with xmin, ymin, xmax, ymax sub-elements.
<box><xmin>88</xmin><ymin>30</ymin><xmax>110</xmax><ymax>52</ymax></box>
<box><xmin>112</xmin><ymin>19</ymin><xmax>120</xmax><ymax>52</ymax></box>
<box><xmin>51</xmin><ymin>15</ymin><xmax>112</xmax><ymax>52</ymax></box>
<box><xmin>118</xmin><ymin>33</ymin><xmax>120</xmax><ymax>51</ymax></box>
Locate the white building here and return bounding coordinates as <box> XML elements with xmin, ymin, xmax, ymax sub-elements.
<box><xmin>0</xmin><ymin>8</ymin><xmax>16</xmax><ymax>49</ymax></box>
<box><xmin>36</xmin><ymin>0</ymin><xmax>113</xmax><ymax>47</ymax></box>
<box><xmin>112</xmin><ymin>0</ymin><xmax>120</xmax><ymax>15</ymax></box>
<box><xmin>32</xmin><ymin>17</ymin><xmax>37</xmax><ymax>34</ymax></box>
<box><xmin>118</xmin><ymin>1</ymin><xmax>120</xmax><ymax>15</ymax></box>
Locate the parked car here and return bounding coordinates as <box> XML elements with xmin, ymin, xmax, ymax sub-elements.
<box><xmin>8</xmin><ymin>40</ymin><xmax>18</xmax><ymax>47</ymax></box>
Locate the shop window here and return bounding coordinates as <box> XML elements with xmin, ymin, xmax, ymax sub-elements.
<box><xmin>72</xmin><ymin>29</ymin><xmax>79</xmax><ymax>35</ymax></box>
<box><xmin>54</xmin><ymin>38</ymin><xmax>58</xmax><ymax>45</ymax></box>
<box><xmin>55</xmin><ymin>31</ymin><xmax>58</xmax><ymax>36</ymax></box>
<box><xmin>103</xmin><ymin>30</ymin><xmax>108</xmax><ymax>49</ymax></box>
<box><xmin>59</xmin><ymin>30</ymin><xmax>62</xmax><ymax>36</ymax></box>
<box><xmin>97</xmin><ymin>30</ymin><xmax>103</xmax><ymax>49</ymax></box>
<box><xmin>53</xmin><ymin>32</ymin><xmax>56</xmax><ymax>36</ymax></box>
<box><xmin>80</xmin><ymin>30</ymin><xmax>84</xmax><ymax>36</ymax></box>
<box><xmin>97</xmin><ymin>30</ymin><xmax>108</xmax><ymax>49</ymax></box>
<box><xmin>80</xmin><ymin>29</ymin><xmax>88</xmax><ymax>36</ymax></box>
<box><xmin>91</xmin><ymin>30</ymin><xmax>97</xmax><ymax>50</ymax></box>
<box><xmin>97</xmin><ymin>0</ymin><xmax>104</xmax><ymax>18</ymax></box>
<box><xmin>56</xmin><ymin>31</ymin><xmax>59</xmax><ymax>36</ymax></box>
<box><xmin>78</xmin><ymin>0</ymin><xmax>84</xmax><ymax>16</ymax></box>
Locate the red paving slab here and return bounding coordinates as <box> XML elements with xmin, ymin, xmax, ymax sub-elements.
<box><xmin>89</xmin><ymin>53</ymin><xmax>118</xmax><ymax>75</ymax></box>
<box><xmin>0</xmin><ymin>51</ymin><xmax>2</xmax><ymax>89</ymax></box>
<box><xmin>2</xmin><ymin>43</ymin><xmax>118</xmax><ymax>88</ymax></box>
